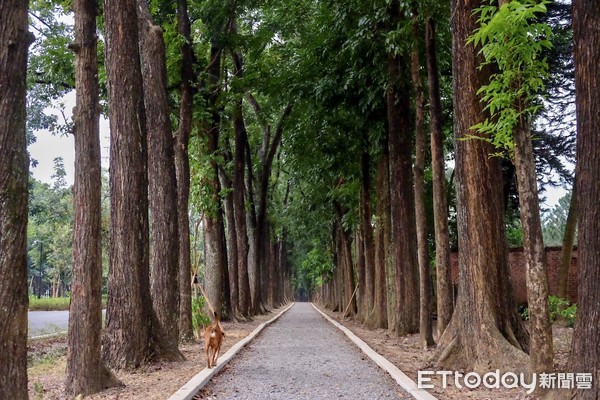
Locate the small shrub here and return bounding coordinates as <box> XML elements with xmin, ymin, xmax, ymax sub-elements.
<box><xmin>562</xmin><ymin>303</ymin><xmax>577</xmax><ymax>328</ymax></box>
<box><xmin>519</xmin><ymin>296</ymin><xmax>577</xmax><ymax>327</ymax></box>
<box><xmin>548</xmin><ymin>295</ymin><xmax>570</xmax><ymax>321</ymax></box>
<box><xmin>191</xmin><ymin>296</ymin><xmax>211</xmax><ymax>338</ymax></box>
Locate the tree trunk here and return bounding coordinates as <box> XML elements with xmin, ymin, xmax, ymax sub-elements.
<box><xmin>0</xmin><ymin>2</ymin><xmax>31</xmax><ymax>398</ymax></box>
<box><xmin>568</xmin><ymin>1</ymin><xmax>600</xmax><ymax>397</ymax></box>
<box><xmin>355</xmin><ymin>225</ymin><xmax>366</xmax><ymax>318</ymax></box>
<box><xmin>103</xmin><ymin>0</ymin><xmax>154</xmax><ymax>369</ymax></box>
<box><xmin>247</xmin><ymin>93</ymin><xmax>293</xmax><ymax>313</ymax></box>
<box><xmin>425</xmin><ymin>17</ymin><xmax>453</xmax><ymax>339</ymax></box>
<box><xmin>138</xmin><ymin>0</ymin><xmax>183</xmax><ymax>360</ymax></box>
<box><xmin>232</xmin><ymin>101</ymin><xmax>252</xmax><ymax>318</ymax></box>
<box><xmin>434</xmin><ymin>0</ymin><xmax>529</xmax><ymax>373</ymax></box>
<box><xmin>360</xmin><ymin>132</ymin><xmax>376</xmax><ymax>327</ymax></box>
<box><xmin>373</xmin><ymin>144</ymin><xmax>389</xmax><ymax>329</ymax></box>
<box><xmin>513</xmin><ymin>121</ymin><xmax>553</xmax><ymax>375</ymax></box>
<box><xmin>558</xmin><ymin>180</ymin><xmax>577</xmax><ymax>300</ymax></box>
<box><xmin>202</xmin><ymin>40</ymin><xmax>228</xmax><ymax>317</ymax></box>
<box><xmin>176</xmin><ymin>0</ymin><xmax>195</xmax><ymax>342</ymax></box>
<box><xmin>334</xmin><ymin>202</ymin><xmax>356</xmax><ymax>317</ymax></box>
<box><xmin>411</xmin><ymin>9</ymin><xmax>435</xmax><ymax>348</ymax></box>
<box><xmin>219</xmin><ymin>161</ymin><xmax>241</xmax><ymax>320</ymax></box>
<box><xmin>66</xmin><ymin>0</ymin><xmax>122</xmax><ymax>394</ymax></box>
<box><xmin>386</xmin><ymin>3</ymin><xmax>420</xmax><ymax>334</ymax></box>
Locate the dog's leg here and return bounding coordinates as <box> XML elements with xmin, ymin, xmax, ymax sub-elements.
<box><xmin>213</xmin><ymin>348</ymin><xmax>219</xmax><ymax>367</ymax></box>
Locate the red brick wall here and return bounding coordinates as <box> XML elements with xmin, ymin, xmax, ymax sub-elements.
<box><xmin>450</xmin><ymin>247</ymin><xmax>578</xmax><ymax>305</ymax></box>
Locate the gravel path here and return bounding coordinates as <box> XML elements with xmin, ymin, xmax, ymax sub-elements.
<box><xmin>196</xmin><ymin>302</ymin><xmax>410</xmax><ymax>399</ymax></box>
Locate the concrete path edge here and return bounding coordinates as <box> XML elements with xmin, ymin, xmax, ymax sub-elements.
<box><xmin>168</xmin><ymin>302</ymin><xmax>295</xmax><ymax>400</ymax></box>
<box><xmin>311</xmin><ymin>303</ymin><xmax>438</xmax><ymax>400</ymax></box>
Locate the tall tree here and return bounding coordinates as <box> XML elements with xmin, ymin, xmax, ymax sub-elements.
<box><xmin>425</xmin><ymin>16</ymin><xmax>453</xmax><ymax>339</ymax></box>
<box><xmin>557</xmin><ymin>183</ymin><xmax>577</xmax><ymax>300</ymax></box>
<box><xmin>65</xmin><ymin>0</ymin><xmax>122</xmax><ymax>394</ymax></box>
<box><xmin>102</xmin><ymin>0</ymin><xmax>154</xmax><ymax>368</ymax></box>
<box><xmin>0</xmin><ymin>1</ymin><xmax>32</xmax><ymax>398</ymax></box>
<box><xmin>411</xmin><ymin>7</ymin><xmax>434</xmax><ymax>348</ymax></box>
<box><xmin>202</xmin><ymin>39</ymin><xmax>228</xmax><ymax>317</ymax></box>
<box><xmin>360</xmin><ymin>131</ymin><xmax>376</xmax><ymax>325</ymax></box>
<box><xmin>137</xmin><ymin>0</ymin><xmax>183</xmax><ymax>360</ymax></box>
<box><xmin>568</xmin><ymin>0</ymin><xmax>600</xmax><ymax>398</ymax></box>
<box><xmin>373</xmin><ymin>140</ymin><xmax>390</xmax><ymax>329</ymax></box>
<box><xmin>434</xmin><ymin>0</ymin><xmax>529</xmax><ymax>373</ymax></box>
<box><xmin>176</xmin><ymin>0</ymin><xmax>195</xmax><ymax>341</ymax></box>
<box><xmin>386</xmin><ymin>0</ymin><xmax>420</xmax><ymax>336</ymax></box>
<box><xmin>469</xmin><ymin>0</ymin><xmax>554</xmax><ymax>375</ymax></box>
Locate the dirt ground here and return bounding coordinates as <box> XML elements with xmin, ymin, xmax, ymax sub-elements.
<box><xmin>315</xmin><ymin>304</ymin><xmax>574</xmax><ymax>400</ymax></box>
<box><xmin>28</xmin><ymin>303</ymin><xmax>573</xmax><ymax>400</ymax></box>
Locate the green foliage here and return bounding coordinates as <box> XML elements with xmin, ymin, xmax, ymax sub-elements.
<box><xmin>520</xmin><ymin>295</ymin><xmax>577</xmax><ymax>327</ymax></box>
<box><xmin>29</xmin><ymin>295</ymin><xmax>69</xmax><ymax>311</ymax></box>
<box><xmin>28</xmin><ymin>295</ymin><xmax>108</xmax><ymax>311</ymax></box>
<box><xmin>542</xmin><ymin>191</ymin><xmax>576</xmax><ymax>246</ymax></box>
<box><xmin>467</xmin><ymin>0</ymin><xmax>553</xmax><ymax>155</ymax></box>
<box><xmin>191</xmin><ymin>295</ymin><xmax>211</xmax><ymax>333</ymax></box>
<box><xmin>562</xmin><ymin>303</ymin><xmax>577</xmax><ymax>328</ymax></box>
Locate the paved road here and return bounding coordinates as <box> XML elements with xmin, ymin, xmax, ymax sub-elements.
<box><xmin>197</xmin><ymin>302</ymin><xmax>410</xmax><ymax>399</ymax></box>
<box><xmin>28</xmin><ymin>310</ymin><xmax>106</xmax><ymax>338</ymax></box>
<box><xmin>28</xmin><ymin>310</ymin><xmax>69</xmax><ymax>338</ymax></box>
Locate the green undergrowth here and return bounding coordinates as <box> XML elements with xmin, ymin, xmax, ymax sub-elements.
<box><xmin>520</xmin><ymin>295</ymin><xmax>577</xmax><ymax>327</ymax></box>
<box><xmin>28</xmin><ymin>295</ymin><xmax>107</xmax><ymax>311</ymax></box>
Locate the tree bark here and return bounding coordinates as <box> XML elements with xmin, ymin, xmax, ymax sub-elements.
<box><xmin>434</xmin><ymin>0</ymin><xmax>529</xmax><ymax>373</ymax></box>
<box><xmin>568</xmin><ymin>0</ymin><xmax>600</xmax><ymax>397</ymax></box>
<box><xmin>0</xmin><ymin>2</ymin><xmax>31</xmax><ymax>398</ymax></box>
<box><xmin>360</xmin><ymin>132</ymin><xmax>376</xmax><ymax>327</ymax></box>
<box><xmin>334</xmin><ymin>202</ymin><xmax>356</xmax><ymax>317</ymax></box>
<box><xmin>411</xmin><ymin>9</ymin><xmax>435</xmax><ymax>348</ymax></box>
<box><xmin>373</xmin><ymin>144</ymin><xmax>389</xmax><ymax>329</ymax></box>
<box><xmin>386</xmin><ymin>3</ymin><xmax>420</xmax><ymax>335</ymax></box>
<box><xmin>219</xmin><ymin>159</ymin><xmax>241</xmax><ymax>319</ymax></box>
<box><xmin>558</xmin><ymin>180</ymin><xmax>577</xmax><ymax>300</ymax></box>
<box><xmin>425</xmin><ymin>17</ymin><xmax>453</xmax><ymax>339</ymax></box>
<box><xmin>103</xmin><ymin>0</ymin><xmax>154</xmax><ymax>369</ymax></box>
<box><xmin>66</xmin><ymin>0</ymin><xmax>122</xmax><ymax>394</ymax></box>
<box><xmin>138</xmin><ymin>0</ymin><xmax>183</xmax><ymax>360</ymax></box>
<box><xmin>202</xmin><ymin>40</ymin><xmax>228</xmax><ymax>317</ymax></box>
<box><xmin>513</xmin><ymin>121</ymin><xmax>553</xmax><ymax>375</ymax></box>
<box><xmin>176</xmin><ymin>0</ymin><xmax>195</xmax><ymax>342</ymax></box>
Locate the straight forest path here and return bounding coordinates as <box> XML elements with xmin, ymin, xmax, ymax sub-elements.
<box><xmin>195</xmin><ymin>302</ymin><xmax>411</xmax><ymax>399</ymax></box>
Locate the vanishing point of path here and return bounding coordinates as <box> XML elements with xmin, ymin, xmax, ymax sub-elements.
<box><xmin>196</xmin><ymin>302</ymin><xmax>411</xmax><ymax>399</ymax></box>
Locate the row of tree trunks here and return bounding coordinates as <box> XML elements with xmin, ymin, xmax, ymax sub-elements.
<box><xmin>0</xmin><ymin>1</ymin><xmax>32</xmax><ymax>398</ymax></box>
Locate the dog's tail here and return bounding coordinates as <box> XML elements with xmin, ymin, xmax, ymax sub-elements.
<box><xmin>213</xmin><ymin>311</ymin><xmax>225</xmax><ymax>336</ymax></box>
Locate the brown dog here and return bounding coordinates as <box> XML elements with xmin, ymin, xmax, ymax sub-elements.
<box><xmin>203</xmin><ymin>311</ymin><xmax>225</xmax><ymax>368</ymax></box>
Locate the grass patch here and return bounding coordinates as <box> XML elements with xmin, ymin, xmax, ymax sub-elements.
<box><xmin>28</xmin><ymin>295</ymin><xmax>107</xmax><ymax>311</ymax></box>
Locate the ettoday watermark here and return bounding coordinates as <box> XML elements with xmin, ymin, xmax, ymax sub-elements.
<box><xmin>417</xmin><ymin>370</ymin><xmax>593</xmax><ymax>394</ymax></box>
